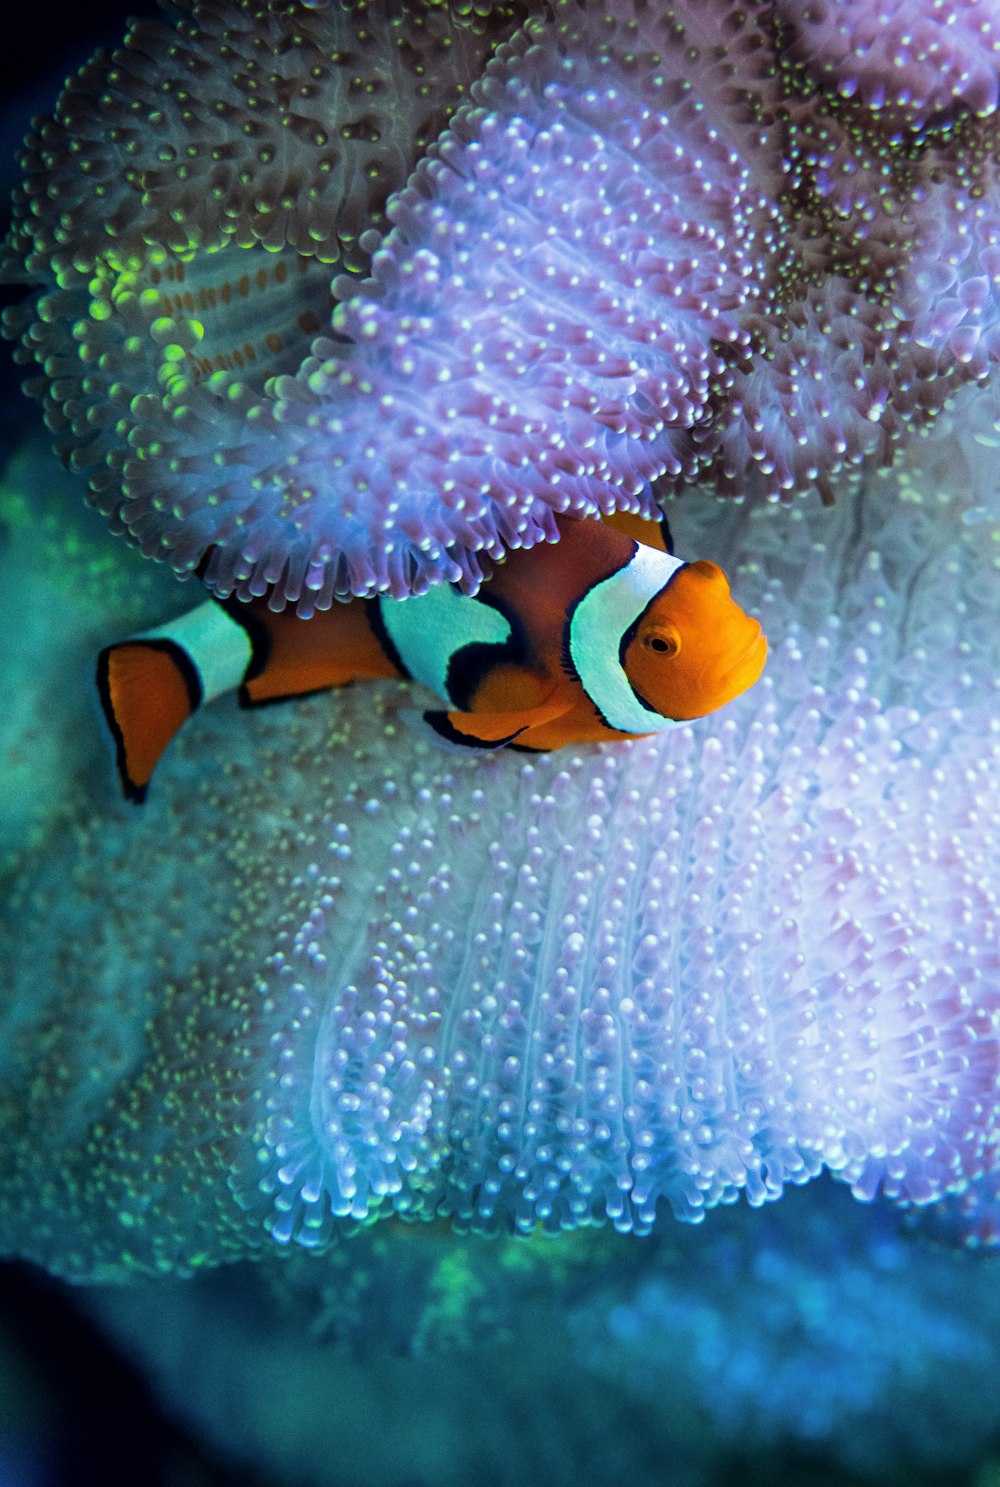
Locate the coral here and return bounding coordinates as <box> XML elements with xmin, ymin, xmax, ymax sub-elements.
<box><xmin>6</xmin><ymin>0</ymin><xmax>1000</xmax><ymax>607</ymax></box>
<box><xmin>0</xmin><ymin>396</ymin><xmax>996</xmax><ymax>1281</ymax></box>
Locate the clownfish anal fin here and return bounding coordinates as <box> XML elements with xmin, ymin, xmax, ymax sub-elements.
<box><xmin>96</xmin><ymin>639</ymin><xmax>201</xmax><ymax>803</ymax></box>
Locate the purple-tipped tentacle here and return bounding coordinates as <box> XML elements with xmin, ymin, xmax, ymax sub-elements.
<box><xmin>6</xmin><ymin>0</ymin><xmax>1000</xmax><ymax>607</ymax></box>
<box><xmin>777</xmin><ymin>0</ymin><xmax>1000</xmax><ymax>126</ymax></box>
<box><xmin>0</xmin><ymin>405</ymin><xmax>996</xmax><ymax>1274</ymax></box>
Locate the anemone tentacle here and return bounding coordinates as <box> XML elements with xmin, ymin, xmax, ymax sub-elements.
<box><xmin>776</xmin><ymin>0</ymin><xmax>1000</xmax><ymax>125</ymax></box>
<box><xmin>7</xmin><ymin>0</ymin><xmax>1000</xmax><ymax>607</ymax></box>
<box><xmin>0</xmin><ymin>0</ymin><xmax>526</xmax><ymax>606</ymax></box>
<box><xmin>0</xmin><ymin>403</ymin><xmax>996</xmax><ymax>1277</ymax></box>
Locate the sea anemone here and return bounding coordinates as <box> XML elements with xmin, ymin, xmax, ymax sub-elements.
<box><xmin>777</xmin><ymin>0</ymin><xmax>1000</xmax><ymax>123</ymax></box>
<box><xmin>6</xmin><ymin>0</ymin><xmax>1000</xmax><ymax>609</ymax></box>
<box><xmin>0</xmin><ymin>0</ymin><xmax>525</xmax><ymax>608</ymax></box>
<box><xmin>0</xmin><ymin>400</ymin><xmax>995</xmax><ymax>1279</ymax></box>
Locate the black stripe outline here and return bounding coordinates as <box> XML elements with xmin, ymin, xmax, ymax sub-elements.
<box><xmin>208</xmin><ymin>595</ymin><xmax>275</xmax><ymax>709</ymax></box>
<box><xmin>96</xmin><ymin>638</ymin><xmax>203</xmax><ymax>805</ymax></box>
<box><xmin>423</xmin><ymin>710</ymin><xmax>528</xmax><ymax>751</ymax></box>
<box><xmin>366</xmin><ymin>597</ymin><xmax>412</xmax><ymax>681</ymax></box>
<box><xmin>444</xmin><ymin>589</ymin><xmax>528</xmax><ymax>711</ymax></box>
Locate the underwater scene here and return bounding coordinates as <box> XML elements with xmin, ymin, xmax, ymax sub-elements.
<box><xmin>1</xmin><ymin>1</ymin><xmax>999</xmax><ymax>1484</ymax></box>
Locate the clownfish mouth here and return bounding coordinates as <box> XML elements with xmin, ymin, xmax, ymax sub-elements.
<box><xmin>717</xmin><ymin>624</ymin><xmax>768</xmax><ymax>696</ymax></box>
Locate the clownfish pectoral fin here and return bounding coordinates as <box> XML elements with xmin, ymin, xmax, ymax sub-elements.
<box><xmin>420</xmin><ymin>689</ymin><xmax>576</xmax><ymax>752</ymax></box>
<box><xmin>399</xmin><ymin>710</ymin><xmax>499</xmax><ymax>755</ymax></box>
<box><xmin>420</xmin><ymin>709</ymin><xmax>530</xmax><ymax>752</ymax></box>
<box><xmin>96</xmin><ymin>639</ymin><xmax>202</xmax><ymax>803</ymax></box>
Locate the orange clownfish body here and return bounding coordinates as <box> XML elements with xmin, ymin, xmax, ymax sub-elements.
<box><xmin>97</xmin><ymin>513</ymin><xmax>767</xmax><ymax>801</ymax></box>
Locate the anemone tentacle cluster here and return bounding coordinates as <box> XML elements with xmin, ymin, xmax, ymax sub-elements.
<box><xmin>1</xmin><ymin>0</ymin><xmax>525</xmax><ymax>606</ymax></box>
<box><xmin>0</xmin><ymin>406</ymin><xmax>996</xmax><ymax>1279</ymax></box>
<box><xmin>779</xmin><ymin>0</ymin><xmax>1000</xmax><ymax>123</ymax></box>
<box><xmin>6</xmin><ymin>0</ymin><xmax>1000</xmax><ymax>609</ymax></box>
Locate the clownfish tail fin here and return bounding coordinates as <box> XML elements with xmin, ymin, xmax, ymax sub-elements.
<box><xmin>96</xmin><ymin>598</ymin><xmax>255</xmax><ymax>802</ymax></box>
<box><xmin>96</xmin><ymin>639</ymin><xmax>203</xmax><ymax>803</ymax></box>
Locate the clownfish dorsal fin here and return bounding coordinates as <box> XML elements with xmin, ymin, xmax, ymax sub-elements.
<box><xmin>96</xmin><ymin>640</ymin><xmax>203</xmax><ymax>803</ymax></box>
<box><xmin>598</xmin><ymin>508</ymin><xmax>674</xmax><ymax>555</ymax></box>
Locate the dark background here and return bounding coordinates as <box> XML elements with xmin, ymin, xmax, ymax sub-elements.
<box><xmin>0</xmin><ymin>1</ymin><xmax>139</xmax><ymax>184</ymax></box>
<box><xmin>0</xmin><ymin>5</ymin><xmax>273</xmax><ymax>1483</ymax></box>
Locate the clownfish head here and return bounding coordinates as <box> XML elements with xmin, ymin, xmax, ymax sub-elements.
<box><xmin>622</xmin><ymin>560</ymin><xmax>767</xmax><ymax>721</ymax></box>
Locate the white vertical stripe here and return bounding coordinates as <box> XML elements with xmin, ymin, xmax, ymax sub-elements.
<box><xmin>568</xmin><ymin>545</ymin><xmax>686</xmax><ymax>734</ymax></box>
<box><xmin>139</xmin><ymin>601</ymin><xmax>253</xmax><ymax>705</ymax></box>
<box><xmin>379</xmin><ymin>585</ymin><xmax>512</xmax><ymax>704</ymax></box>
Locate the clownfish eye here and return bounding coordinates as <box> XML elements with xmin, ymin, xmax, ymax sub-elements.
<box><xmin>642</xmin><ymin>626</ymin><xmax>680</xmax><ymax>657</ymax></box>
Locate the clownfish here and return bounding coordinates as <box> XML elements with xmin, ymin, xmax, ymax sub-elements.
<box><xmin>96</xmin><ymin>512</ymin><xmax>766</xmax><ymax>802</ymax></box>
